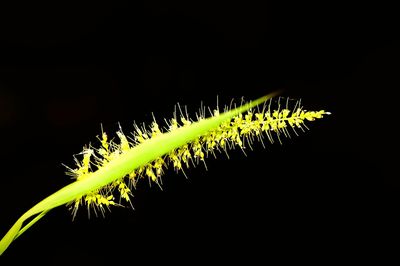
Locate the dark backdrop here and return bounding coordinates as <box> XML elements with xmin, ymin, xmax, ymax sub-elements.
<box><xmin>0</xmin><ymin>1</ymin><xmax>396</xmax><ymax>263</ymax></box>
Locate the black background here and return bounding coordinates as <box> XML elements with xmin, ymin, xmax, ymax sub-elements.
<box><xmin>0</xmin><ymin>1</ymin><xmax>396</xmax><ymax>263</ymax></box>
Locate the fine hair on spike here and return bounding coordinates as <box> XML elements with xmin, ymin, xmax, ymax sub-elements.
<box><xmin>64</xmin><ymin>96</ymin><xmax>330</xmax><ymax>218</ymax></box>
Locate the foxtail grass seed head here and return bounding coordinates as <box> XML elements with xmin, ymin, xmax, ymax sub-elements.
<box><xmin>0</xmin><ymin>93</ymin><xmax>330</xmax><ymax>255</ymax></box>
<box><xmin>65</xmin><ymin>97</ymin><xmax>330</xmax><ymax>219</ymax></box>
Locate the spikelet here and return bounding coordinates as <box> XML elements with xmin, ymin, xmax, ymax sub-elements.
<box><xmin>65</xmin><ymin>97</ymin><xmax>330</xmax><ymax>218</ymax></box>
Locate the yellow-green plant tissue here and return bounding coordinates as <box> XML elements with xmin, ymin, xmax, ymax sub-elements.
<box><xmin>0</xmin><ymin>92</ymin><xmax>330</xmax><ymax>255</ymax></box>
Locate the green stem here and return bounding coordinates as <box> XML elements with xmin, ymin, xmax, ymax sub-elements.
<box><xmin>15</xmin><ymin>210</ymin><xmax>50</xmax><ymax>240</ymax></box>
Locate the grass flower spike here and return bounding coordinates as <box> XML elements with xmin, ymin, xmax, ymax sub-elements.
<box><xmin>0</xmin><ymin>92</ymin><xmax>330</xmax><ymax>255</ymax></box>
